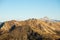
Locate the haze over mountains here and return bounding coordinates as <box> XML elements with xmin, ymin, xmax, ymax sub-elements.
<box><xmin>0</xmin><ymin>17</ymin><xmax>60</xmax><ymax>40</ymax></box>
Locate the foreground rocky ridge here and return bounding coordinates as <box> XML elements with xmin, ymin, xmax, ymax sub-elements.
<box><xmin>0</xmin><ymin>19</ymin><xmax>60</xmax><ymax>40</ymax></box>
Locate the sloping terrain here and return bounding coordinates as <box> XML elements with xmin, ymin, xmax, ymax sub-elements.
<box><xmin>0</xmin><ymin>19</ymin><xmax>60</xmax><ymax>40</ymax></box>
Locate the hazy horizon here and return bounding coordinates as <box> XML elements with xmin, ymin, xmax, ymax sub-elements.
<box><xmin>0</xmin><ymin>0</ymin><xmax>60</xmax><ymax>22</ymax></box>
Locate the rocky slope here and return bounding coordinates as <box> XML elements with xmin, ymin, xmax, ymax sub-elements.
<box><xmin>0</xmin><ymin>18</ymin><xmax>60</xmax><ymax>40</ymax></box>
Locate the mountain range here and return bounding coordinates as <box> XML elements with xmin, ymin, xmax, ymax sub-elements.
<box><xmin>0</xmin><ymin>18</ymin><xmax>60</xmax><ymax>40</ymax></box>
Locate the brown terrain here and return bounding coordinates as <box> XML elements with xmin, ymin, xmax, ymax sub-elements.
<box><xmin>0</xmin><ymin>18</ymin><xmax>60</xmax><ymax>40</ymax></box>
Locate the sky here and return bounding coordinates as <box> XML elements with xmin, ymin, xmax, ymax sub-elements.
<box><xmin>0</xmin><ymin>0</ymin><xmax>60</xmax><ymax>22</ymax></box>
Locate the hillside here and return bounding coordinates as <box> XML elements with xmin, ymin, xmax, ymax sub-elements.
<box><xmin>0</xmin><ymin>18</ymin><xmax>60</xmax><ymax>40</ymax></box>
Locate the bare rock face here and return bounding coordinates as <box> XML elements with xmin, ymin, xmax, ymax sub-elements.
<box><xmin>0</xmin><ymin>19</ymin><xmax>60</xmax><ymax>40</ymax></box>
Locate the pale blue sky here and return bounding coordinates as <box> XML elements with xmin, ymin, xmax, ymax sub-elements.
<box><xmin>0</xmin><ymin>0</ymin><xmax>60</xmax><ymax>22</ymax></box>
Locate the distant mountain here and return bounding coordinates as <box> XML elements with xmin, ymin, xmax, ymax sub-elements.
<box><xmin>53</xmin><ymin>20</ymin><xmax>60</xmax><ymax>22</ymax></box>
<box><xmin>0</xmin><ymin>18</ymin><xmax>60</xmax><ymax>40</ymax></box>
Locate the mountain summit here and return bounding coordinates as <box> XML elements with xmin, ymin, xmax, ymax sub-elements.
<box><xmin>0</xmin><ymin>18</ymin><xmax>60</xmax><ymax>40</ymax></box>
